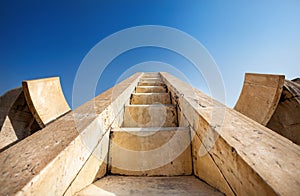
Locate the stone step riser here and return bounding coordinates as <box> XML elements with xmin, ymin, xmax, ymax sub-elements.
<box><xmin>140</xmin><ymin>77</ymin><xmax>162</xmax><ymax>81</ymax></box>
<box><xmin>136</xmin><ymin>86</ymin><xmax>167</xmax><ymax>93</ymax></box>
<box><xmin>123</xmin><ymin>105</ymin><xmax>178</xmax><ymax>127</ymax></box>
<box><xmin>138</xmin><ymin>82</ymin><xmax>165</xmax><ymax>86</ymax></box>
<box><xmin>142</xmin><ymin>74</ymin><xmax>160</xmax><ymax>78</ymax></box>
<box><xmin>109</xmin><ymin>127</ymin><xmax>192</xmax><ymax>176</ymax></box>
<box><xmin>131</xmin><ymin>93</ymin><xmax>171</xmax><ymax>105</ymax></box>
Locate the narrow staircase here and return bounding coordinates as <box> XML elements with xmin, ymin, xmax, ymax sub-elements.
<box><xmin>76</xmin><ymin>73</ymin><xmax>222</xmax><ymax>195</ymax></box>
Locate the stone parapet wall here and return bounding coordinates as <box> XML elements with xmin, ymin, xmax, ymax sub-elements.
<box><xmin>0</xmin><ymin>73</ymin><xmax>142</xmax><ymax>196</ymax></box>
<box><xmin>161</xmin><ymin>72</ymin><xmax>300</xmax><ymax>195</ymax></box>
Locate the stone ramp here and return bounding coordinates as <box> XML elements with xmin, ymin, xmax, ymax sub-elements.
<box><xmin>75</xmin><ymin>176</ymin><xmax>223</xmax><ymax>196</ymax></box>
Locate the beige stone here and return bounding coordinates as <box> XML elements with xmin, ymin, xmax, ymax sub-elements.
<box><xmin>234</xmin><ymin>73</ymin><xmax>285</xmax><ymax>125</ymax></box>
<box><xmin>161</xmin><ymin>72</ymin><xmax>300</xmax><ymax>195</ymax></box>
<box><xmin>123</xmin><ymin>105</ymin><xmax>178</xmax><ymax>127</ymax></box>
<box><xmin>136</xmin><ymin>86</ymin><xmax>166</xmax><ymax>93</ymax></box>
<box><xmin>22</xmin><ymin>77</ymin><xmax>71</xmax><ymax>127</ymax></box>
<box><xmin>139</xmin><ymin>78</ymin><xmax>162</xmax><ymax>82</ymax></box>
<box><xmin>0</xmin><ymin>73</ymin><xmax>142</xmax><ymax>196</ymax></box>
<box><xmin>142</xmin><ymin>73</ymin><xmax>161</xmax><ymax>78</ymax></box>
<box><xmin>109</xmin><ymin>127</ymin><xmax>192</xmax><ymax>176</ymax></box>
<box><xmin>131</xmin><ymin>93</ymin><xmax>171</xmax><ymax>104</ymax></box>
<box><xmin>0</xmin><ymin>88</ymin><xmax>40</xmax><ymax>151</ymax></box>
<box><xmin>192</xmin><ymin>130</ymin><xmax>234</xmax><ymax>196</ymax></box>
<box><xmin>2</xmin><ymin>72</ymin><xmax>299</xmax><ymax>196</ymax></box>
<box><xmin>64</xmin><ymin>131</ymin><xmax>110</xmax><ymax>196</ymax></box>
<box><xmin>138</xmin><ymin>82</ymin><xmax>165</xmax><ymax>86</ymax></box>
<box><xmin>267</xmin><ymin>79</ymin><xmax>300</xmax><ymax>145</ymax></box>
<box><xmin>76</xmin><ymin>176</ymin><xmax>223</xmax><ymax>196</ymax></box>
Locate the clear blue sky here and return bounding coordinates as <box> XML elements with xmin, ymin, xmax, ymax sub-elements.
<box><xmin>1</xmin><ymin>0</ymin><xmax>299</xmax><ymax>108</ymax></box>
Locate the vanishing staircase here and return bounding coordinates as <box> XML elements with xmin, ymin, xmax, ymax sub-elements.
<box><xmin>76</xmin><ymin>73</ymin><xmax>222</xmax><ymax>195</ymax></box>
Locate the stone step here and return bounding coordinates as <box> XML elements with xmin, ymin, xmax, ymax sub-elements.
<box><xmin>123</xmin><ymin>105</ymin><xmax>178</xmax><ymax>127</ymax></box>
<box><xmin>136</xmin><ymin>86</ymin><xmax>167</xmax><ymax>93</ymax></box>
<box><xmin>138</xmin><ymin>82</ymin><xmax>165</xmax><ymax>86</ymax></box>
<box><xmin>140</xmin><ymin>78</ymin><xmax>162</xmax><ymax>83</ymax></box>
<box><xmin>142</xmin><ymin>73</ymin><xmax>161</xmax><ymax>78</ymax></box>
<box><xmin>76</xmin><ymin>176</ymin><xmax>222</xmax><ymax>195</ymax></box>
<box><xmin>108</xmin><ymin>127</ymin><xmax>192</xmax><ymax>176</ymax></box>
<box><xmin>131</xmin><ymin>93</ymin><xmax>171</xmax><ymax>105</ymax></box>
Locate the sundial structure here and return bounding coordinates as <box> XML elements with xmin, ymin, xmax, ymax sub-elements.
<box><xmin>0</xmin><ymin>72</ymin><xmax>299</xmax><ymax>195</ymax></box>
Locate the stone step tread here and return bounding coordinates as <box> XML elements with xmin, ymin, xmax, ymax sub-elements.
<box><xmin>76</xmin><ymin>176</ymin><xmax>222</xmax><ymax>196</ymax></box>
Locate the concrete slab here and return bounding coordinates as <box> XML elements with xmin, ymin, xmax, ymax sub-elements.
<box><xmin>123</xmin><ymin>105</ymin><xmax>178</xmax><ymax>127</ymax></box>
<box><xmin>109</xmin><ymin>127</ymin><xmax>192</xmax><ymax>176</ymax></box>
<box><xmin>131</xmin><ymin>93</ymin><xmax>171</xmax><ymax>104</ymax></box>
<box><xmin>136</xmin><ymin>86</ymin><xmax>167</xmax><ymax>93</ymax></box>
<box><xmin>76</xmin><ymin>176</ymin><xmax>223</xmax><ymax>196</ymax></box>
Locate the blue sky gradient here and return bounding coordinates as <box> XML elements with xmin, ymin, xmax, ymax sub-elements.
<box><xmin>1</xmin><ymin>0</ymin><xmax>299</xmax><ymax>108</ymax></box>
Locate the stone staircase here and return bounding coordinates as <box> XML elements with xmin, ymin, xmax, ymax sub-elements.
<box><xmin>76</xmin><ymin>73</ymin><xmax>222</xmax><ymax>195</ymax></box>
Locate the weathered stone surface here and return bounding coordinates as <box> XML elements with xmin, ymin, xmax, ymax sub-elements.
<box><xmin>161</xmin><ymin>72</ymin><xmax>300</xmax><ymax>195</ymax></box>
<box><xmin>292</xmin><ymin>77</ymin><xmax>300</xmax><ymax>84</ymax></box>
<box><xmin>139</xmin><ymin>78</ymin><xmax>162</xmax><ymax>83</ymax></box>
<box><xmin>64</xmin><ymin>131</ymin><xmax>110</xmax><ymax>196</ymax></box>
<box><xmin>123</xmin><ymin>105</ymin><xmax>178</xmax><ymax>127</ymax></box>
<box><xmin>136</xmin><ymin>86</ymin><xmax>167</xmax><ymax>93</ymax></box>
<box><xmin>0</xmin><ymin>88</ymin><xmax>40</xmax><ymax>151</ymax></box>
<box><xmin>76</xmin><ymin>176</ymin><xmax>223</xmax><ymax>196</ymax></box>
<box><xmin>267</xmin><ymin>79</ymin><xmax>300</xmax><ymax>145</ymax></box>
<box><xmin>3</xmin><ymin>71</ymin><xmax>299</xmax><ymax>196</ymax></box>
<box><xmin>142</xmin><ymin>73</ymin><xmax>161</xmax><ymax>78</ymax></box>
<box><xmin>234</xmin><ymin>73</ymin><xmax>300</xmax><ymax>145</ymax></box>
<box><xmin>22</xmin><ymin>77</ymin><xmax>71</xmax><ymax>127</ymax></box>
<box><xmin>234</xmin><ymin>73</ymin><xmax>285</xmax><ymax>125</ymax></box>
<box><xmin>0</xmin><ymin>73</ymin><xmax>142</xmax><ymax>196</ymax></box>
<box><xmin>131</xmin><ymin>93</ymin><xmax>171</xmax><ymax>104</ymax></box>
<box><xmin>138</xmin><ymin>82</ymin><xmax>165</xmax><ymax>86</ymax></box>
<box><xmin>109</xmin><ymin>127</ymin><xmax>192</xmax><ymax>176</ymax></box>
<box><xmin>191</xmin><ymin>130</ymin><xmax>234</xmax><ymax>196</ymax></box>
